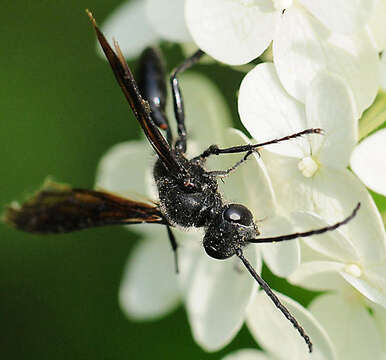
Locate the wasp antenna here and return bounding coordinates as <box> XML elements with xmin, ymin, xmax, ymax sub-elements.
<box><xmin>249</xmin><ymin>202</ymin><xmax>361</xmax><ymax>244</ymax></box>
<box><xmin>314</xmin><ymin>128</ymin><xmax>325</xmax><ymax>135</ymax></box>
<box><xmin>236</xmin><ymin>249</ymin><xmax>313</xmax><ymax>353</ymax></box>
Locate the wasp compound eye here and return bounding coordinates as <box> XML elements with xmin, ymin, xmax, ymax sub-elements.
<box><xmin>223</xmin><ymin>204</ymin><xmax>254</xmax><ymax>226</ymax></box>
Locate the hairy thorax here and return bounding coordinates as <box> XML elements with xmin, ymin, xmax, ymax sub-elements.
<box><xmin>153</xmin><ymin>156</ymin><xmax>222</xmax><ymax>228</ymax></box>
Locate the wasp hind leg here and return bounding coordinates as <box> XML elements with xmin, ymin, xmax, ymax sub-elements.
<box><xmin>170</xmin><ymin>50</ymin><xmax>205</xmax><ymax>153</ymax></box>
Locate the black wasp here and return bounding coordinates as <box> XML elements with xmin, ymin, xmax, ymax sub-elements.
<box><xmin>4</xmin><ymin>11</ymin><xmax>361</xmax><ymax>353</ymax></box>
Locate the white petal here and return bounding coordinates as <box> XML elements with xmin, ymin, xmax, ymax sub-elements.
<box><xmin>119</xmin><ymin>228</ymin><xmax>180</xmax><ymax>320</ymax></box>
<box><xmin>185</xmin><ymin>0</ymin><xmax>279</xmax><ymax>65</ymax></box>
<box><xmin>261</xmin><ymin>239</ymin><xmax>300</xmax><ymax>278</ymax></box>
<box><xmin>289</xmin><ymin>261</ymin><xmax>347</xmax><ymax>291</ymax></box>
<box><xmin>274</xmin><ymin>6</ymin><xmax>379</xmax><ymax>116</ymax></box>
<box><xmin>311</xmin><ymin>169</ymin><xmax>386</xmax><ymax>262</ymax></box>
<box><xmin>298</xmin><ymin>236</ymin><xmax>332</xmax><ymax>263</ymax></box>
<box><xmin>247</xmin><ymin>291</ymin><xmax>337</xmax><ymax>360</ymax></box>
<box><xmin>341</xmin><ymin>262</ymin><xmax>386</xmax><ymax>308</ymax></box>
<box><xmin>238</xmin><ymin>63</ymin><xmax>309</xmax><ymax>158</ymax></box>
<box><xmin>305</xmin><ymin>72</ymin><xmax>357</xmax><ymax>168</ymax></box>
<box><xmin>310</xmin><ymin>292</ymin><xmax>384</xmax><ymax>360</ymax></box>
<box><xmin>95</xmin><ymin>140</ymin><xmax>155</xmax><ymax>198</ymax></box>
<box><xmin>146</xmin><ymin>0</ymin><xmax>192</xmax><ymax>43</ymax></box>
<box><xmin>99</xmin><ymin>0</ymin><xmax>159</xmax><ymax>59</ymax></box>
<box><xmin>262</xmin><ymin>152</ymin><xmax>386</xmax><ymax>263</ymax></box>
<box><xmin>165</xmin><ymin>72</ymin><xmax>232</xmax><ymax>155</ymax></box>
<box><xmin>298</xmin><ymin>0</ymin><xmax>377</xmax><ymax>34</ymax></box>
<box><xmin>186</xmin><ymin>246</ymin><xmax>260</xmax><ymax>351</ymax></box>
<box><xmin>176</xmin><ymin>229</ymin><xmax>204</xmax><ymax>295</ymax></box>
<box><xmin>260</xmin><ymin>150</ymin><xmax>316</xmax><ymax>213</ymax></box>
<box><xmin>292</xmin><ymin>211</ymin><xmax>360</xmax><ymax>262</ymax></box>
<box><xmin>335</xmin><ymin>174</ymin><xmax>384</xmax><ymax>260</ymax></box>
<box><xmin>373</xmin><ymin>303</ymin><xmax>386</xmax><ymax>351</ymax></box>
<box><xmin>368</xmin><ymin>0</ymin><xmax>386</xmax><ymax>51</ymax></box>
<box><xmin>214</xmin><ymin>128</ymin><xmax>276</xmax><ymax>220</ymax></box>
<box><xmin>261</xmin><ymin>152</ymin><xmax>358</xmax><ymax>220</ymax></box>
<box><xmin>223</xmin><ymin>349</ymin><xmax>271</xmax><ymax>360</ymax></box>
<box><xmin>259</xmin><ymin>215</ymin><xmax>300</xmax><ymax>277</ymax></box>
<box><xmin>351</xmin><ymin>128</ymin><xmax>386</xmax><ymax>196</ymax></box>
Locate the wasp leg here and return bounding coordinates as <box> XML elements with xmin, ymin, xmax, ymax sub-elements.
<box><xmin>166</xmin><ymin>225</ymin><xmax>179</xmax><ymax>274</ymax></box>
<box><xmin>248</xmin><ymin>203</ymin><xmax>360</xmax><ymax>244</ymax></box>
<box><xmin>170</xmin><ymin>49</ymin><xmax>205</xmax><ymax>153</ymax></box>
<box><xmin>204</xmin><ymin>150</ymin><xmax>256</xmax><ymax>179</ymax></box>
<box><xmin>199</xmin><ymin>129</ymin><xmax>323</xmax><ymax>159</ymax></box>
<box><xmin>199</xmin><ymin>129</ymin><xmax>323</xmax><ymax>178</ymax></box>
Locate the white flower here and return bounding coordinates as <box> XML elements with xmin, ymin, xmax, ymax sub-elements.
<box><xmin>238</xmin><ymin>63</ymin><xmax>361</xmax><ymax>229</ymax></box>
<box><xmin>289</xmin><ymin>210</ymin><xmax>386</xmax><ymax>309</ymax></box>
<box><xmin>238</xmin><ymin>60</ymin><xmax>386</xmax><ymax>301</ymax></box>
<box><xmin>238</xmin><ymin>58</ymin><xmax>386</xmax><ymax>359</ymax></box>
<box><xmin>98</xmin><ymin>0</ymin><xmax>192</xmax><ymax>59</ymax></box>
<box><xmin>351</xmin><ymin>128</ymin><xmax>386</xmax><ymax>197</ymax></box>
<box><xmin>185</xmin><ymin>0</ymin><xmax>379</xmax><ymax>115</ymax></box>
<box><xmin>223</xmin><ymin>291</ymin><xmax>337</xmax><ymax>360</ymax></box>
<box><xmin>95</xmin><ymin>72</ymin><xmax>297</xmax><ymax>351</ymax></box>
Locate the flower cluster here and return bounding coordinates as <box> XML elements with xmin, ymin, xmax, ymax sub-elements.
<box><xmin>97</xmin><ymin>1</ymin><xmax>386</xmax><ymax>359</ymax></box>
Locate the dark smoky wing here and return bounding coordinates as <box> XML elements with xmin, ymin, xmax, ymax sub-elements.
<box><xmin>87</xmin><ymin>11</ymin><xmax>186</xmax><ymax>177</ymax></box>
<box><xmin>4</xmin><ymin>183</ymin><xmax>164</xmax><ymax>234</ymax></box>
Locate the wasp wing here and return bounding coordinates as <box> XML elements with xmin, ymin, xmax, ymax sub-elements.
<box><xmin>4</xmin><ymin>182</ymin><xmax>164</xmax><ymax>234</ymax></box>
<box><xmin>87</xmin><ymin>10</ymin><xmax>187</xmax><ymax>178</ymax></box>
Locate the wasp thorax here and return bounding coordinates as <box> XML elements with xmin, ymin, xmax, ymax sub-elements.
<box><xmin>154</xmin><ymin>158</ymin><xmax>221</xmax><ymax>228</ymax></box>
<box><xmin>203</xmin><ymin>204</ymin><xmax>258</xmax><ymax>260</ymax></box>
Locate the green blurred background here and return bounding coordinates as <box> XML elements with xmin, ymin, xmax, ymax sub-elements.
<box><xmin>0</xmin><ymin>1</ymin><xmax>249</xmax><ymax>358</ymax></box>
<box><xmin>1</xmin><ymin>1</ymin><xmax>384</xmax><ymax>359</ymax></box>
